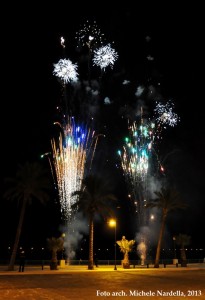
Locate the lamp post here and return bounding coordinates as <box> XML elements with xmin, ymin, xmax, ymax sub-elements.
<box><xmin>173</xmin><ymin>236</ymin><xmax>178</xmax><ymax>265</ymax></box>
<box><xmin>108</xmin><ymin>219</ymin><xmax>117</xmax><ymax>270</ymax></box>
<box><xmin>61</xmin><ymin>233</ymin><xmax>65</xmax><ymax>264</ymax></box>
<box><xmin>173</xmin><ymin>236</ymin><xmax>176</xmax><ymax>258</ymax></box>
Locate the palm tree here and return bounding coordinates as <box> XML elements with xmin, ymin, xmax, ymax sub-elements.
<box><xmin>116</xmin><ymin>236</ymin><xmax>135</xmax><ymax>268</ymax></box>
<box><xmin>147</xmin><ymin>186</ymin><xmax>187</xmax><ymax>268</ymax></box>
<box><xmin>3</xmin><ymin>161</ymin><xmax>51</xmax><ymax>271</ymax></box>
<box><xmin>72</xmin><ymin>175</ymin><xmax>117</xmax><ymax>270</ymax></box>
<box><xmin>176</xmin><ymin>233</ymin><xmax>191</xmax><ymax>267</ymax></box>
<box><xmin>47</xmin><ymin>236</ymin><xmax>64</xmax><ymax>270</ymax></box>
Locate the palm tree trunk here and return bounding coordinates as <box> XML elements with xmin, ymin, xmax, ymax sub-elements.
<box><xmin>50</xmin><ymin>250</ymin><xmax>58</xmax><ymax>270</ymax></box>
<box><xmin>88</xmin><ymin>217</ymin><xmax>94</xmax><ymax>270</ymax></box>
<box><xmin>8</xmin><ymin>199</ymin><xmax>27</xmax><ymax>271</ymax></box>
<box><xmin>180</xmin><ymin>246</ymin><xmax>187</xmax><ymax>267</ymax></box>
<box><xmin>154</xmin><ymin>214</ymin><xmax>166</xmax><ymax>268</ymax></box>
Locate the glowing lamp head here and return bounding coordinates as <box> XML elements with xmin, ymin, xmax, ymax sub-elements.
<box><xmin>108</xmin><ymin>219</ymin><xmax>116</xmax><ymax>227</ymax></box>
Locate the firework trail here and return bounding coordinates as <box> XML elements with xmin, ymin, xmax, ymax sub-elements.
<box><xmin>75</xmin><ymin>20</ymin><xmax>107</xmax><ymax>84</ymax></box>
<box><xmin>153</xmin><ymin>99</ymin><xmax>180</xmax><ymax>173</ymax></box>
<box><xmin>118</xmin><ymin>111</ymin><xmax>155</xmax><ymax>226</ymax></box>
<box><xmin>53</xmin><ymin>52</ymin><xmax>79</xmax><ymax>117</ymax></box>
<box><xmin>117</xmin><ymin>113</ymin><xmax>155</xmax><ymax>264</ymax></box>
<box><xmin>49</xmin><ymin>26</ymin><xmax>117</xmax><ymax>260</ymax></box>
<box><xmin>51</xmin><ymin>117</ymin><xmax>96</xmax><ymax>223</ymax></box>
<box><xmin>60</xmin><ymin>36</ymin><xmax>66</xmax><ymax>49</ymax></box>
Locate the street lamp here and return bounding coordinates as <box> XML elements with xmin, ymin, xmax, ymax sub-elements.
<box><xmin>108</xmin><ymin>219</ymin><xmax>117</xmax><ymax>270</ymax></box>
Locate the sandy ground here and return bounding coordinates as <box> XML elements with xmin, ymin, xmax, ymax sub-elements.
<box><xmin>0</xmin><ymin>264</ymin><xmax>204</xmax><ymax>300</ymax></box>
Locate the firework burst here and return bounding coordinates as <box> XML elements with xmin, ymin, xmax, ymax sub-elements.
<box><xmin>93</xmin><ymin>44</ymin><xmax>118</xmax><ymax>71</ymax></box>
<box><xmin>154</xmin><ymin>100</ymin><xmax>180</xmax><ymax>127</ymax></box>
<box><xmin>75</xmin><ymin>20</ymin><xmax>105</xmax><ymax>50</ymax></box>
<box><xmin>53</xmin><ymin>58</ymin><xmax>78</xmax><ymax>84</ymax></box>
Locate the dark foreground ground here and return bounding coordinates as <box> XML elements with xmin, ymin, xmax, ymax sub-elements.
<box><xmin>0</xmin><ymin>264</ymin><xmax>205</xmax><ymax>299</ymax></box>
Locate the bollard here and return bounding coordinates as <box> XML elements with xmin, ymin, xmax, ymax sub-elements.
<box><xmin>147</xmin><ymin>263</ymin><xmax>149</xmax><ymax>268</ymax></box>
<box><xmin>164</xmin><ymin>263</ymin><xmax>166</xmax><ymax>268</ymax></box>
<box><xmin>176</xmin><ymin>263</ymin><xmax>178</xmax><ymax>268</ymax></box>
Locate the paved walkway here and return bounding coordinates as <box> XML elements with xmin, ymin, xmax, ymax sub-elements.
<box><xmin>0</xmin><ymin>264</ymin><xmax>205</xmax><ymax>299</ymax></box>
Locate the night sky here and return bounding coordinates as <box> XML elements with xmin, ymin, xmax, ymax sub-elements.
<box><xmin>1</xmin><ymin>3</ymin><xmax>204</xmax><ymax>260</ymax></box>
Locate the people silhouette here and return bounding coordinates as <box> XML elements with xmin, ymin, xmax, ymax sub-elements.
<box><xmin>94</xmin><ymin>254</ymin><xmax>98</xmax><ymax>267</ymax></box>
<box><xmin>19</xmin><ymin>250</ymin><xmax>25</xmax><ymax>272</ymax></box>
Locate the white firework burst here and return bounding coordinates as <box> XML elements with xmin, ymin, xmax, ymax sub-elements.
<box><xmin>93</xmin><ymin>44</ymin><xmax>118</xmax><ymax>70</ymax></box>
<box><xmin>154</xmin><ymin>100</ymin><xmax>180</xmax><ymax>127</ymax></box>
<box><xmin>53</xmin><ymin>58</ymin><xmax>78</xmax><ymax>83</ymax></box>
<box><xmin>75</xmin><ymin>20</ymin><xmax>105</xmax><ymax>49</ymax></box>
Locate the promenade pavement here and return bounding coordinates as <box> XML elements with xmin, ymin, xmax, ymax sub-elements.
<box><xmin>0</xmin><ymin>263</ymin><xmax>204</xmax><ymax>300</ymax></box>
